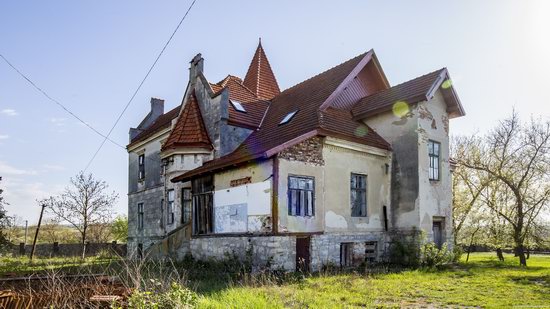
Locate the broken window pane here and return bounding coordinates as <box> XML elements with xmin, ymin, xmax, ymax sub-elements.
<box><xmin>288</xmin><ymin>175</ymin><xmax>314</xmax><ymax>216</ymax></box>
<box><xmin>351</xmin><ymin>173</ymin><xmax>367</xmax><ymax>217</ymax></box>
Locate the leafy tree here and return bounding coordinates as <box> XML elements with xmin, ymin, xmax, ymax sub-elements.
<box><xmin>455</xmin><ymin>112</ymin><xmax>550</xmax><ymax>266</ymax></box>
<box><xmin>111</xmin><ymin>215</ymin><xmax>128</xmax><ymax>243</ymax></box>
<box><xmin>41</xmin><ymin>172</ymin><xmax>118</xmax><ymax>259</ymax></box>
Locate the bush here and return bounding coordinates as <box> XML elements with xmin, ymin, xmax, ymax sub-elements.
<box><xmin>420</xmin><ymin>242</ymin><xmax>455</xmax><ymax>268</ymax></box>
<box><xmin>126</xmin><ymin>282</ymin><xmax>197</xmax><ymax>309</ymax></box>
<box><xmin>452</xmin><ymin>245</ymin><xmax>463</xmax><ymax>263</ymax></box>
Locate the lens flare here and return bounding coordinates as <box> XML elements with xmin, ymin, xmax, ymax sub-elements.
<box><xmin>441</xmin><ymin>79</ymin><xmax>452</xmax><ymax>89</ymax></box>
<box><xmin>354</xmin><ymin>125</ymin><xmax>368</xmax><ymax>137</ymax></box>
<box><xmin>392</xmin><ymin>101</ymin><xmax>410</xmax><ymax>118</ymax></box>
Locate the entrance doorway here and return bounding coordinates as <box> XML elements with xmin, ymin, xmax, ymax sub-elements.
<box><xmin>296</xmin><ymin>237</ymin><xmax>310</xmax><ymax>272</ymax></box>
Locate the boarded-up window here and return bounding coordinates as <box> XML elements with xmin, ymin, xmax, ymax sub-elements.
<box><xmin>181</xmin><ymin>188</ymin><xmax>192</xmax><ymax>224</ymax></box>
<box><xmin>138</xmin><ymin>154</ymin><xmax>145</xmax><ymax>180</ymax></box>
<box><xmin>340</xmin><ymin>243</ymin><xmax>353</xmax><ymax>267</ymax></box>
<box><xmin>351</xmin><ymin>173</ymin><xmax>367</xmax><ymax>217</ymax></box>
<box><xmin>192</xmin><ymin>175</ymin><xmax>214</xmax><ymax>234</ymax></box>
<box><xmin>288</xmin><ymin>176</ymin><xmax>314</xmax><ymax>216</ymax></box>
<box><xmin>428</xmin><ymin>140</ymin><xmax>440</xmax><ymax>180</ymax></box>
<box><xmin>137</xmin><ymin>203</ymin><xmax>144</xmax><ymax>230</ymax></box>
<box><xmin>167</xmin><ymin>189</ymin><xmax>175</xmax><ymax>225</ymax></box>
<box><xmin>365</xmin><ymin>241</ymin><xmax>377</xmax><ymax>263</ymax></box>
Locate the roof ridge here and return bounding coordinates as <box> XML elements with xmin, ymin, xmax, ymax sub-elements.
<box><xmin>277</xmin><ymin>52</ymin><xmax>368</xmax><ymax>96</ymax></box>
<box><xmin>389</xmin><ymin>67</ymin><xmax>446</xmax><ymax>89</ymax></box>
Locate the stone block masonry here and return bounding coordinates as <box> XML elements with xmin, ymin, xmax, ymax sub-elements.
<box><xmin>310</xmin><ymin>232</ymin><xmax>386</xmax><ymax>271</ymax></box>
<box><xmin>279</xmin><ymin>137</ymin><xmax>325</xmax><ymax>165</ymax></box>
<box><xmin>183</xmin><ymin>236</ymin><xmax>297</xmax><ymax>271</ymax></box>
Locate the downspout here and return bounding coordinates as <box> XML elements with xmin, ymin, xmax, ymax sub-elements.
<box><xmin>271</xmin><ymin>156</ymin><xmax>279</xmax><ymax>234</ymax></box>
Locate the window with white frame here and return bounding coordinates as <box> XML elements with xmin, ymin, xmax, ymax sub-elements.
<box><xmin>288</xmin><ymin>175</ymin><xmax>314</xmax><ymax>216</ymax></box>
<box><xmin>350</xmin><ymin>173</ymin><xmax>367</xmax><ymax>217</ymax></box>
<box><xmin>167</xmin><ymin>190</ymin><xmax>175</xmax><ymax>225</ymax></box>
<box><xmin>428</xmin><ymin>140</ymin><xmax>440</xmax><ymax>180</ymax></box>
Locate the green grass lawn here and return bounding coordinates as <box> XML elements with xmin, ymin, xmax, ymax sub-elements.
<box><xmin>197</xmin><ymin>253</ymin><xmax>550</xmax><ymax>308</ymax></box>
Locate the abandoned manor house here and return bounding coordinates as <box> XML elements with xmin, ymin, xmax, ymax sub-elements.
<box><xmin>126</xmin><ymin>41</ymin><xmax>465</xmax><ymax>271</ymax></box>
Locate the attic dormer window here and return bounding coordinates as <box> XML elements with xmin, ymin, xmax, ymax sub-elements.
<box><xmin>279</xmin><ymin>110</ymin><xmax>298</xmax><ymax>125</ymax></box>
<box><xmin>230</xmin><ymin>100</ymin><xmax>246</xmax><ymax>113</ymax></box>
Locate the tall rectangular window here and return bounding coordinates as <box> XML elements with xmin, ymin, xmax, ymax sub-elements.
<box><xmin>351</xmin><ymin>173</ymin><xmax>367</xmax><ymax>217</ymax></box>
<box><xmin>288</xmin><ymin>176</ymin><xmax>314</xmax><ymax>216</ymax></box>
<box><xmin>137</xmin><ymin>203</ymin><xmax>144</xmax><ymax>230</ymax></box>
<box><xmin>181</xmin><ymin>188</ymin><xmax>192</xmax><ymax>224</ymax></box>
<box><xmin>138</xmin><ymin>154</ymin><xmax>145</xmax><ymax>180</ymax></box>
<box><xmin>192</xmin><ymin>175</ymin><xmax>214</xmax><ymax>235</ymax></box>
<box><xmin>167</xmin><ymin>190</ymin><xmax>175</xmax><ymax>225</ymax></box>
<box><xmin>428</xmin><ymin>140</ymin><xmax>440</xmax><ymax>181</ymax></box>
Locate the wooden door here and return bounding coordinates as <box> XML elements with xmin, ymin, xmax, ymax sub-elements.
<box><xmin>296</xmin><ymin>237</ymin><xmax>310</xmax><ymax>272</ymax></box>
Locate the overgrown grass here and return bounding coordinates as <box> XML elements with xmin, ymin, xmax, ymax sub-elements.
<box><xmin>1</xmin><ymin>253</ymin><xmax>548</xmax><ymax>308</ymax></box>
<box><xmin>0</xmin><ymin>255</ymin><xmax>118</xmax><ymax>276</ymax></box>
<box><xmin>197</xmin><ymin>253</ymin><xmax>550</xmax><ymax>308</ymax></box>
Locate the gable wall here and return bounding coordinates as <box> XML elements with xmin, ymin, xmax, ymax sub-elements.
<box><xmin>364</xmin><ymin>107</ymin><xmax>420</xmax><ymax>230</ymax></box>
<box><xmin>416</xmin><ymin>90</ymin><xmax>453</xmax><ymax>245</ymax></box>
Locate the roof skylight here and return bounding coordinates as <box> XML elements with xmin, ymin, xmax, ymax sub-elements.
<box><xmin>230</xmin><ymin>100</ymin><xmax>246</xmax><ymax>113</ymax></box>
<box><xmin>279</xmin><ymin>110</ymin><xmax>298</xmax><ymax>125</ymax></box>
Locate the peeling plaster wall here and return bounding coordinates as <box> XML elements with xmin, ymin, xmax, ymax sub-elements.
<box><xmin>278</xmin><ymin>160</ymin><xmax>325</xmax><ymax>233</ymax></box>
<box><xmin>364</xmin><ymin>90</ymin><xmax>454</xmax><ymax>245</ymax></box>
<box><xmin>416</xmin><ymin>91</ymin><xmax>453</xmax><ymax>245</ymax></box>
<box><xmin>214</xmin><ymin>160</ymin><xmax>274</xmax><ymax>234</ymax></box>
<box><xmin>128</xmin><ymin>134</ymin><xmax>168</xmax><ymax>253</ymax></box>
<box><xmin>322</xmin><ymin>138</ymin><xmax>392</xmax><ymax>233</ymax></box>
<box><xmin>364</xmin><ymin>109</ymin><xmax>420</xmax><ymax>230</ymax></box>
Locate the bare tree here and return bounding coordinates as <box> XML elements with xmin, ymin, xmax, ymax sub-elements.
<box><xmin>0</xmin><ymin>176</ymin><xmax>10</xmax><ymax>249</ymax></box>
<box><xmin>455</xmin><ymin>112</ymin><xmax>550</xmax><ymax>266</ymax></box>
<box><xmin>41</xmin><ymin>172</ymin><xmax>118</xmax><ymax>259</ymax></box>
<box><xmin>451</xmin><ymin>159</ymin><xmax>492</xmax><ymax>245</ymax></box>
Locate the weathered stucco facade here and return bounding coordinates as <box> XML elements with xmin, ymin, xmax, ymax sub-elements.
<box><xmin>127</xmin><ymin>44</ymin><xmax>465</xmax><ymax>271</ymax></box>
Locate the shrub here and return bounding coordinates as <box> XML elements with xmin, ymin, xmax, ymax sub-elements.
<box><xmin>420</xmin><ymin>242</ymin><xmax>454</xmax><ymax>268</ymax></box>
<box><xmin>126</xmin><ymin>282</ymin><xmax>197</xmax><ymax>309</ymax></box>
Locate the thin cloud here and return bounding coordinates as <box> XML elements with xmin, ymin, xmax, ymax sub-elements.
<box><xmin>1</xmin><ymin>109</ymin><xmax>18</xmax><ymax>116</ymax></box>
<box><xmin>0</xmin><ymin>161</ymin><xmax>38</xmax><ymax>175</ymax></box>
<box><xmin>42</xmin><ymin>164</ymin><xmax>66</xmax><ymax>171</ymax></box>
<box><xmin>49</xmin><ymin>117</ymin><xmax>67</xmax><ymax>127</ymax></box>
<box><xmin>0</xmin><ymin>134</ymin><xmax>9</xmax><ymax>140</ymax></box>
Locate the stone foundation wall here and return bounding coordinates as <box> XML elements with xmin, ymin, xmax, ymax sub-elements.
<box><xmin>310</xmin><ymin>232</ymin><xmax>387</xmax><ymax>271</ymax></box>
<box><xmin>183</xmin><ymin>235</ymin><xmax>296</xmax><ymax>271</ymax></box>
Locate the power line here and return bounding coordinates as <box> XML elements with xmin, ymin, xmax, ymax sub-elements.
<box><xmin>83</xmin><ymin>0</ymin><xmax>198</xmax><ymax>171</ymax></box>
<box><xmin>0</xmin><ymin>54</ymin><xmax>125</xmax><ymax>149</ymax></box>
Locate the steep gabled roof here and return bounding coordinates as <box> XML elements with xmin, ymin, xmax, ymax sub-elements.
<box><xmin>352</xmin><ymin>68</ymin><xmax>465</xmax><ymax>119</ymax></box>
<box><xmin>172</xmin><ymin>52</ymin><xmax>391</xmax><ymax>182</ymax></box>
<box><xmin>243</xmin><ymin>40</ymin><xmax>281</xmax><ymax>100</ymax></box>
<box><xmin>161</xmin><ymin>90</ymin><xmax>212</xmax><ymax>151</ymax></box>
<box><xmin>128</xmin><ymin>107</ymin><xmax>179</xmax><ymax>147</ymax></box>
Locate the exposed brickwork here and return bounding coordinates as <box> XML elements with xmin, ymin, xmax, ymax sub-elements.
<box><xmin>278</xmin><ymin>137</ymin><xmax>325</xmax><ymax>165</ymax></box>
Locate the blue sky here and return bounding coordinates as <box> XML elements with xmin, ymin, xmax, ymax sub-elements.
<box><xmin>1</xmin><ymin>0</ymin><xmax>549</xmax><ymax>223</ymax></box>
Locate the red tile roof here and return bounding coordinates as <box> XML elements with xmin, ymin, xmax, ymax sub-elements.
<box><xmin>351</xmin><ymin>68</ymin><xmax>446</xmax><ymax>119</ymax></box>
<box><xmin>243</xmin><ymin>40</ymin><xmax>281</xmax><ymax>100</ymax></box>
<box><xmin>172</xmin><ymin>52</ymin><xmax>391</xmax><ymax>182</ymax></box>
<box><xmin>128</xmin><ymin>107</ymin><xmax>179</xmax><ymax>147</ymax></box>
<box><xmin>161</xmin><ymin>90</ymin><xmax>212</xmax><ymax>151</ymax></box>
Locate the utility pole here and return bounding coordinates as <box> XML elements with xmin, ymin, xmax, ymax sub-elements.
<box><xmin>30</xmin><ymin>203</ymin><xmax>46</xmax><ymax>261</ymax></box>
<box><xmin>24</xmin><ymin>220</ymin><xmax>28</xmax><ymax>246</ymax></box>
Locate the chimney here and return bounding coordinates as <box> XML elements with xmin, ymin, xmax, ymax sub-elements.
<box><xmin>150</xmin><ymin>97</ymin><xmax>164</xmax><ymax>119</ymax></box>
<box><xmin>189</xmin><ymin>53</ymin><xmax>204</xmax><ymax>83</ymax></box>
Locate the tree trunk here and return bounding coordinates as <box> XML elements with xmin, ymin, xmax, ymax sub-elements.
<box><xmin>496</xmin><ymin>248</ymin><xmax>504</xmax><ymax>262</ymax></box>
<box><xmin>513</xmin><ymin>229</ymin><xmax>527</xmax><ymax>266</ymax></box>
<box><xmin>81</xmin><ymin>229</ymin><xmax>87</xmax><ymax>260</ymax></box>
<box><xmin>515</xmin><ymin>244</ymin><xmax>527</xmax><ymax>266</ymax></box>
